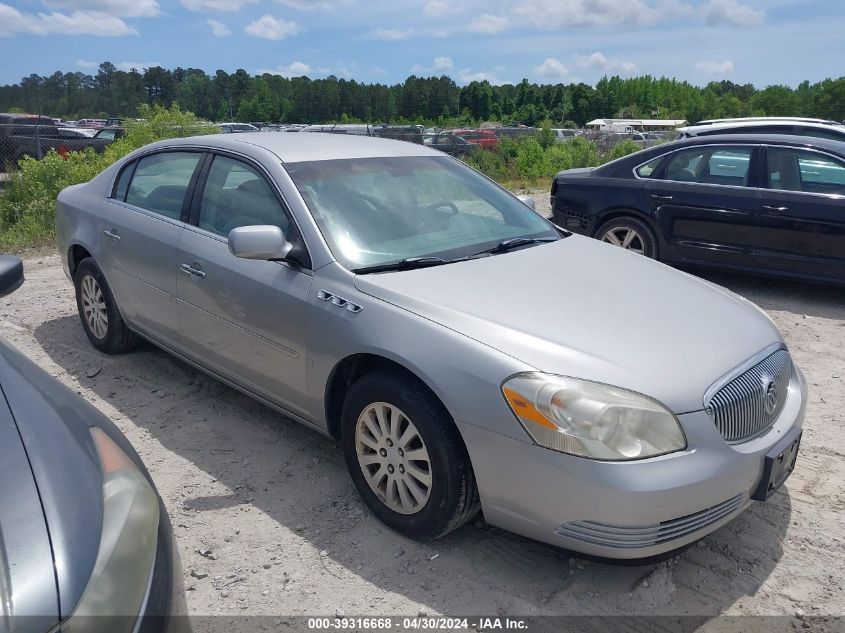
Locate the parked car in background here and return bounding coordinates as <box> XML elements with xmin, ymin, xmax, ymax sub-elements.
<box><xmin>57</xmin><ymin>132</ymin><xmax>804</xmax><ymax>560</ymax></box>
<box><xmin>552</xmin><ymin>128</ymin><xmax>580</xmax><ymax>141</ymax></box>
<box><xmin>0</xmin><ymin>113</ymin><xmax>115</xmax><ymax>168</ymax></box>
<box><xmin>94</xmin><ymin>126</ymin><xmax>126</xmax><ymax>140</ymax></box>
<box><xmin>58</xmin><ymin>127</ymin><xmax>98</xmax><ymax>139</ymax></box>
<box><xmin>0</xmin><ymin>255</ymin><xmax>186</xmax><ymax>632</ymax></box>
<box><xmin>453</xmin><ymin>128</ymin><xmax>499</xmax><ymax>149</ymax></box>
<box><xmin>76</xmin><ymin>119</ymin><xmax>107</xmax><ymax>129</ymax></box>
<box><xmin>679</xmin><ymin>117</ymin><xmax>845</xmax><ymax>142</ymax></box>
<box><xmin>551</xmin><ymin>133</ymin><xmax>845</xmax><ymax>284</ymax></box>
<box><xmin>219</xmin><ymin>122</ymin><xmax>260</xmax><ymax>134</ymax></box>
<box><xmin>422</xmin><ymin>131</ymin><xmax>475</xmax><ymax>155</ymax></box>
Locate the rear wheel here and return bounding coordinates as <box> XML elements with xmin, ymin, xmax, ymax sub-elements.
<box><xmin>74</xmin><ymin>258</ymin><xmax>137</xmax><ymax>354</ymax></box>
<box><xmin>595</xmin><ymin>216</ymin><xmax>657</xmax><ymax>258</ymax></box>
<box><xmin>341</xmin><ymin>370</ymin><xmax>480</xmax><ymax>539</ymax></box>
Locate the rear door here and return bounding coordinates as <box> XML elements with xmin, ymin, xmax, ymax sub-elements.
<box><xmin>642</xmin><ymin>144</ymin><xmax>762</xmax><ymax>268</ymax></box>
<box><xmin>175</xmin><ymin>153</ymin><xmax>313</xmax><ymax>416</ymax></box>
<box><xmin>754</xmin><ymin>145</ymin><xmax>845</xmax><ymax>282</ymax></box>
<box><xmin>99</xmin><ymin>150</ymin><xmax>205</xmax><ymax>344</ymax></box>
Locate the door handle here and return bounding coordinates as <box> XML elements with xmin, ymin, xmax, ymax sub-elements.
<box><xmin>650</xmin><ymin>194</ymin><xmax>673</xmax><ymax>201</ymax></box>
<box><xmin>103</xmin><ymin>229</ymin><xmax>121</xmax><ymax>242</ymax></box>
<box><xmin>180</xmin><ymin>263</ymin><xmax>206</xmax><ymax>279</ymax></box>
<box><xmin>762</xmin><ymin>205</ymin><xmax>789</xmax><ymax>213</ymax></box>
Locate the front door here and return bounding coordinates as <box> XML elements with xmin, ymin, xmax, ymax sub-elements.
<box><xmin>175</xmin><ymin>154</ymin><xmax>313</xmax><ymax>416</ymax></box>
<box><xmin>643</xmin><ymin>144</ymin><xmax>761</xmax><ymax>269</ymax></box>
<box><xmin>754</xmin><ymin>145</ymin><xmax>845</xmax><ymax>282</ymax></box>
<box><xmin>99</xmin><ymin>151</ymin><xmax>205</xmax><ymax>344</ymax></box>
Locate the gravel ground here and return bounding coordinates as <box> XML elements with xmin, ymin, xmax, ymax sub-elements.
<box><xmin>2</xmin><ymin>224</ymin><xmax>843</xmax><ymax>626</ymax></box>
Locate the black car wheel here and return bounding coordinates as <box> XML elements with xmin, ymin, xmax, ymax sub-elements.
<box><xmin>595</xmin><ymin>217</ymin><xmax>657</xmax><ymax>258</ymax></box>
<box><xmin>74</xmin><ymin>258</ymin><xmax>137</xmax><ymax>354</ymax></box>
<box><xmin>341</xmin><ymin>370</ymin><xmax>481</xmax><ymax>539</ymax></box>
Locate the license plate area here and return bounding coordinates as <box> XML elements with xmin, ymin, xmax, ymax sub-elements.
<box><xmin>752</xmin><ymin>427</ymin><xmax>801</xmax><ymax>502</ymax></box>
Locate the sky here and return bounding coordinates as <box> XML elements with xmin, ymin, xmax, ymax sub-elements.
<box><xmin>0</xmin><ymin>0</ymin><xmax>842</xmax><ymax>87</ymax></box>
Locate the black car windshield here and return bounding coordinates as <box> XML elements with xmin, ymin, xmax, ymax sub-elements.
<box><xmin>285</xmin><ymin>156</ymin><xmax>558</xmax><ymax>270</ymax></box>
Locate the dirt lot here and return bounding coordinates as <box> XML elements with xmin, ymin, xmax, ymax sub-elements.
<box><xmin>2</xmin><ymin>242</ymin><xmax>844</xmax><ymax>627</ymax></box>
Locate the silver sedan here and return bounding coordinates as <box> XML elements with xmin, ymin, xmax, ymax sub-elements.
<box><xmin>56</xmin><ymin>133</ymin><xmax>805</xmax><ymax>559</ymax></box>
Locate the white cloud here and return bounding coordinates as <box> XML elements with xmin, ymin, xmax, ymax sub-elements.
<box><xmin>533</xmin><ymin>57</ymin><xmax>569</xmax><ymax>80</ymax></box>
<box><xmin>514</xmin><ymin>0</ymin><xmax>692</xmax><ymax>28</ymax></box>
<box><xmin>694</xmin><ymin>59</ymin><xmax>734</xmax><ymax>74</ymax></box>
<box><xmin>114</xmin><ymin>61</ymin><xmax>161</xmax><ymax>71</ymax></box>
<box><xmin>76</xmin><ymin>59</ymin><xmax>100</xmax><ymax>69</ymax></box>
<box><xmin>276</xmin><ymin>0</ymin><xmax>351</xmax><ymax>8</ymax></box>
<box><xmin>244</xmin><ymin>15</ymin><xmax>301</xmax><ymax>39</ymax></box>
<box><xmin>258</xmin><ymin>61</ymin><xmax>313</xmax><ymax>77</ymax></box>
<box><xmin>702</xmin><ymin>0</ymin><xmax>764</xmax><ymax>27</ymax></box>
<box><xmin>0</xmin><ymin>3</ymin><xmax>136</xmax><ymax>36</ymax></box>
<box><xmin>410</xmin><ymin>55</ymin><xmax>454</xmax><ymax>74</ymax></box>
<box><xmin>207</xmin><ymin>19</ymin><xmax>230</xmax><ymax>36</ymax></box>
<box><xmin>423</xmin><ymin>0</ymin><xmax>459</xmax><ymax>17</ymax></box>
<box><xmin>368</xmin><ymin>27</ymin><xmax>411</xmax><ymax>40</ymax></box>
<box><xmin>181</xmin><ymin>0</ymin><xmax>256</xmax><ymax>12</ymax></box>
<box><xmin>467</xmin><ymin>13</ymin><xmax>508</xmax><ymax>34</ymax></box>
<box><xmin>457</xmin><ymin>68</ymin><xmax>509</xmax><ymax>85</ymax></box>
<box><xmin>42</xmin><ymin>0</ymin><xmax>159</xmax><ymax>17</ymax></box>
<box><xmin>574</xmin><ymin>51</ymin><xmax>637</xmax><ymax>74</ymax></box>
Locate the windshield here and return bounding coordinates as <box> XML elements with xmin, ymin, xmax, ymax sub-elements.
<box><xmin>285</xmin><ymin>156</ymin><xmax>557</xmax><ymax>270</ymax></box>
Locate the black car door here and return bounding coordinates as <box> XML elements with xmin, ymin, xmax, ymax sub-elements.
<box><xmin>755</xmin><ymin>145</ymin><xmax>845</xmax><ymax>282</ymax></box>
<box><xmin>642</xmin><ymin>144</ymin><xmax>762</xmax><ymax>268</ymax></box>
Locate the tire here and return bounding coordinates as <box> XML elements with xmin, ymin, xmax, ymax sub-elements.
<box><xmin>595</xmin><ymin>216</ymin><xmax>657</xmax><ymax>259</ymax></box>
<box><xmin>340</xmin><ymin>370</ymin><xmax>481</xmax><ymax>539</ymax></box>
<box><xmin>73</xmin><ymin>257</ymin><xmax>137</xmax><ymax>354</ymax></box>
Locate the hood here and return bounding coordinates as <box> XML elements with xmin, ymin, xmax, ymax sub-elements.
<box><xmin>0</xmin><ymin>384</ymin><xmax>59</xmax><ymax>630</ymax></box>
<box><xmin>354</xmin><ymin>236</ymin><xmax>782</xmax><ymax>414</ymax></box>
<box><xmin>0</xmin><ymin>339</ymin><xmax>103</xmax><ymax>620</ymax></box>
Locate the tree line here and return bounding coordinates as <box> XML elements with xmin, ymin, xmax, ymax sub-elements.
<box><xmin>1</xmin><ymin>62</ymin><xmax>844</xmax><ymax>127</ymax></box>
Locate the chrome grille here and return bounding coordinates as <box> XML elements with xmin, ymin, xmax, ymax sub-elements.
<box><xmin>707</xmin><ymin>349</ymin><xmax>791</xmax><ymax>443</ymax></box>
<box><xmin>555</xmin><ymin>494</ymin><xmax>746</xmax><ymax>548</ymax></box>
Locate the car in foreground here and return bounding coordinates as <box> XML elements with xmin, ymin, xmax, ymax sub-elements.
<box><xmin>0</xmin><ymin>256</ymin><xmax>186</xmax><ymax>631</ymax></box>
<box><xmin>57</xmin><ymin>133</ymin><xmax>804</xmax><ymax>560</ymax></box>
<box><xmin>551</xmin><ymin>133</ymin><xmax>845</xmax><ymax>285</ymax></box>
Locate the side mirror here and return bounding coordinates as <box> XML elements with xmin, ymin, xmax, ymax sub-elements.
<box><xmin>0</xmin><ymin>256</ymin><xmax>24</xmax><ymax>298</ymax></box>
<box><xmin>516</xmin><ymin>194</ymin><xmax>536</xmax><ymax>211</ymax></box>
<box><xmin>228</xmin><ymin>225</ymin><xmax>294</xmax><ymax>261</ymax></box>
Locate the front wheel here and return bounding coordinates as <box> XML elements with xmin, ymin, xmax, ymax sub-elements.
<box><xmin>73</xmin><ymin>258</ymin><xmax>137</xmax><ymax>354</ymax></box>
<box><xmin>595</xmin><ymin>216</ymin><xmax>657</xmax><ymax>258</ymax></box>
<box><xmin>341</xmin><ymin>370</ymin><xmax>480</xmax><ymax>539</ymax></box>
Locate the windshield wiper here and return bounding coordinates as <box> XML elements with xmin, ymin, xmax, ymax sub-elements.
<box><xmin>471</xmin><ymin>236</ymin><xmax>560</xmax><ymax>258</ymax></box>
<box><xmin>351</xmin><ymin>256</ymin><xmax>459</xmax><ymax>274</ymax></box>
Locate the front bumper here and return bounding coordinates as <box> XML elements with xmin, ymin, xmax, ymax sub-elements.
<box><xmin>459</xmin><ymin>367</ymin><xmax>806</xmax><ymax>560</ymax></box>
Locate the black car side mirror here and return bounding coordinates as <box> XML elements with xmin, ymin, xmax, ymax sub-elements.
<box><xmin>0</xmin><ymin>256</ymin><xmax>24</xmax><ymax>298</ymax></box>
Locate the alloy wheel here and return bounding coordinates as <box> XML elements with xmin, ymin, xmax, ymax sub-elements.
<box><xmin>601</xmin><ymin>226</ymin><xmax>646</xmax><ymax>254</ymax></box>
<box><xmin>80</xmin><ymin>274</ymin><xmax>108</xmax><ymax>339</ymax></box>
<box><xmin>354</xmin><ymin>402</ymin><xmax>433</xmax><ymax>515</ymax></box>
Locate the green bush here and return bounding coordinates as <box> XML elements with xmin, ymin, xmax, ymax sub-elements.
<box><xmin>0</xmin><ymin>104</ymin><xmax>209</xmax><ymax>249</ymax></box>
<box><xmin>605</xmin><ymin>139</ymin><xmax>643</xmax><ymax>161</ymax></box>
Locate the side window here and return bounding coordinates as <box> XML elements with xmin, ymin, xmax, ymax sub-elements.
<box><xmin>197</xmin><ymin>156</ymin><xmax>290</xmax><ymax>237</ymax></box>
<box><xmin>635</xmin><ymin>156</ymin><xmax>663</xmax><ymax>178</ymax></box>
<box><xmin>664</xmin><ymin>147</ymin><xmax>752</xmax><ymax>186</ymax></box>
<box><xmin>767</xmin><ymin>147</ymin><xmax>845</xmax><ymax>195</ymax></box>
<box><xmin>125</xmin><ymin>152</ymin><xmax>203</xmax><ymax>220</ymax></box>
<box><xmin>112</xmin><ymin>160</ymin><xmax>135</xmax><ymax>201</ymax></box>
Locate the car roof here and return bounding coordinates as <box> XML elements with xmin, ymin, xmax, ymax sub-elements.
<box><xmin>150</xmin><ymin>131</ymin><xmax>444</xmax><ymax>163</ymax></box>
<box><xmin>661</xmin><ymin>133</ymin><xmax>845</xmax><ymax>154</ymax></box>
<box><xmin>679</xmin><ymin>119</ymin><xmax>845</xmax><ymax>134</ymax></box>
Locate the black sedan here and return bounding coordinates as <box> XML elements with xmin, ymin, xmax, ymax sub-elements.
<box><xmin>0</xmin><ymin>256</ymin><xmax>188</xmax><ymax>632</ymax></box>
<box><xmin>551</xmin><ymin>134</ymin><xmax>845</xmax><ymax>284</ymax></box>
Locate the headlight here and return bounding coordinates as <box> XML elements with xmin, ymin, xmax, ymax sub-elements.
<box><xmin>502</xmin><ymin>373</ymin><xmax>686</xmax><ymax>460</ymax></box>
<box><xmin>65</xmin><ymin>428</ymin><xmax>159</xmax><ymax>632</ymax></box>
